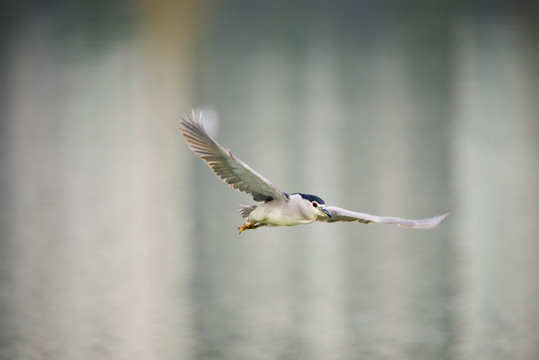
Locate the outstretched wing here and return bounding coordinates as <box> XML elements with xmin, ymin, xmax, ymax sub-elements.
<box><xmin>318</xmin><ymin>206</ymin><xmax>449</xmax><ymax>229</ymax></box>
<box><xmin>180</xmin><ymin>111</ymin><xmax>288</xmax><ymax>202</ymax></box>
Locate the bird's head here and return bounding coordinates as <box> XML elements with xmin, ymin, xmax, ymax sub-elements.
<box><xmin>294</xmin><ymin>193</ymin><xmax>333</xmax><ymax>220</ymax></box>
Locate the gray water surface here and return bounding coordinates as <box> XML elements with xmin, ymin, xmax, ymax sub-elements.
<box><xmin>1</xmin><ymin>2</ymin><xmax>538</xmax><ymax>360</ymax></box>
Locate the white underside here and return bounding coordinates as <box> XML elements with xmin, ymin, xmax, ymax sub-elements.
<box><xmin>248</xmin><ymin>194</ymin><xmax>319</xmax><ymax>226</ymax></box>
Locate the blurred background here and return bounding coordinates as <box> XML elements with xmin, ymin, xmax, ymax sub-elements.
<box><xmin>1</xmin><ymin>0</ymin><xmax>538</xmax><ymax>359</ymax></box>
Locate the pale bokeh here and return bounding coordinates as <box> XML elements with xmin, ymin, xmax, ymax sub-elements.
<box><xmin>1</xmin><ymin>1</ymin><xmax>538</xmax><ymax>360</ymax></box>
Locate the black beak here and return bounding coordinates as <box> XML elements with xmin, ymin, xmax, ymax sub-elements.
<box><xmin>321</xmin><ymin>207</ymin><xmax>333</xmax><ymax>220</ymax></box>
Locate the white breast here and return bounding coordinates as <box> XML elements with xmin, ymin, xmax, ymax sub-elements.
<box><xmin>249</xmin><ymin>194</ymin><xmax>317</xmax><ymax>226</ymax></box>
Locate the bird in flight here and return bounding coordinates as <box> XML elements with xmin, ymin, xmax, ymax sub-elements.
<box><xmin>180</xmin><ymin>111</ymin><xmax>449</xmax><ymax>233</ymax></box>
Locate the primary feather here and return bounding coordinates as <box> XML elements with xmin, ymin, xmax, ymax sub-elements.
<box><xmin>180</xmin><ymin>111</ymin><xmax>288</xmax><ymax>202</ymax></box>
<box><xmin>318</xmin><ymin>206</ymin><xmax>449</xmax><ymax>229</ymax></box>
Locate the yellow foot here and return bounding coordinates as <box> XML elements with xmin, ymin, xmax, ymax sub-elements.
<box><xmin>238</xmin><ymin>221</ymin><xmax>263</xmax><ymax>234</ymax></box>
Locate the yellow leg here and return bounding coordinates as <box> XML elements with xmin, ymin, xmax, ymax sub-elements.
<box><xmin>238</xmin><ymin>221</ymin><xmax>263</xmax><ymax>234</ymax></box>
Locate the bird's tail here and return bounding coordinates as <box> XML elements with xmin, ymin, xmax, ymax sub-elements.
<box><xmin>239</xmin><ymin>205</ymin><xmax>257</xmax><ymax>219</ymax></box>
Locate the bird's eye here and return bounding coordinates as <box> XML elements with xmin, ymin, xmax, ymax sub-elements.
<box><xmin>312</xmin><ymin>202</ymin><xmax>318</xmax><ymax>208</ymax></box>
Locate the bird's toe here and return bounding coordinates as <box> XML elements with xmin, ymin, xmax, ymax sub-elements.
<box><xmin>238</xmin><ymin>221</ymin><xmax>263</xmax><ymax>234</ymax></box>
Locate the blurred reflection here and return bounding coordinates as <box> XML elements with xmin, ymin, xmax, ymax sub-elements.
<box><xmin>453</xmin><ymin>20</ymin><xmax>539</xmax><ymax>360</ymax></box>
<box><xmin>0</xmin><ymin>1</ymin><xmax>197</xmax><ymax>359</ymax></box>
<box><xmin>1</xmin><ymin>1</ymin><xmax>538</xmax><ymax>360</ymax></box>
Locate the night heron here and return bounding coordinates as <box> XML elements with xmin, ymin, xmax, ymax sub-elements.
<box><xmin>180</xmin><ymin>111</ymin><xmax>449</xmax><ymax>234</ymax></box>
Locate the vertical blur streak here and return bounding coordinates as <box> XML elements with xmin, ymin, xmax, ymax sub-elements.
<box><xmin>0</xmin><ymin>1</ymin><xmax>198</xmax><ymax>359</ymax></box>
<box><xmin>453</xmin><ymin>19</ymin><xmax>539</xmax><ymax>360</ymax></box>
<box><xmin>300</xmin><ymin>44</ymin><xmax>345</xmax><ymax>360</ymax></box>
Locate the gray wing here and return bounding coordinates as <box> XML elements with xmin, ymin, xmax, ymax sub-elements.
<box><xmin>319</xmin><ymin>206</ymin><xmax>449</xmax><ymax>229</ymax></box>
<box><xmin>180</xmin><ymin>111</ymin><xmax>288</xmax><ymax>202</ymax></box>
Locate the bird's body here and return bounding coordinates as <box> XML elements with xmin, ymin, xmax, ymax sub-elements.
<box><xmin>180</xmin><ymin>110</ymin><xmax>449</xmax><ymax>233</ymax></box>
<box><xmin>245</xmin><ymin>193</ymin><xmax>325</xmax><ymax>227</ymax></box>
